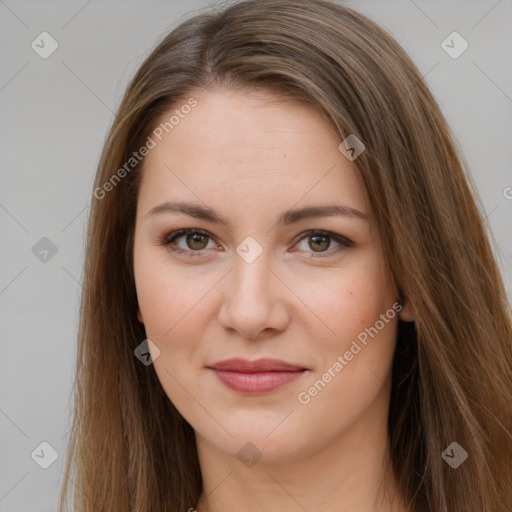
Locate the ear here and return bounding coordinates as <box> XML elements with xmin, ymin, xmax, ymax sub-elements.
<box><xmin>398</xmin><ymin>297</ymin><xmax>414</xmax><ymax>322</ymax></box>
<box><xmin>137</xmin><ymin>307</ymin><xmax>144</xmax><ymax>324</ymax></box>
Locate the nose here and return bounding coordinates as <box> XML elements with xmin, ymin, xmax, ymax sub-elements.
<box><xmin>218</xmin><ymin>250</ymin><xmax>290</xmax><ymax>340</ymax></box>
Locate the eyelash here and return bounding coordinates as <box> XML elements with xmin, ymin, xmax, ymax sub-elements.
<box><xmin>157</xmin><ymin>228</ymin><xmax>353</xmax><ymax>259</ymax></box>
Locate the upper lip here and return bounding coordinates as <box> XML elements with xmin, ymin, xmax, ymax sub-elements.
<box><xmin>207</xmin><ymin>358</ymin><xmax>306</xmax><ymax>373</ymax></box>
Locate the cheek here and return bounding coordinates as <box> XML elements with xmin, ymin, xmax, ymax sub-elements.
<box><xmin>291</xmin><ymin>256</ymin><xmax>396</xmax><ymax>343</ymax></box>
<box><xmin>133</xmin><ymin>250</ymin><xmax>213</xmax><ymax>415</ymax></box>
<box><xmin>133</xmin><ymin>246</ymin><xmax>215</xmax><ymax>352</ymax></box>
<box><xmin>293</xmin><ymin>262</ymin><xmax>398</xmax><ymax>437</ymax></box>
<box><xmin>292</xmin><ymin>255</ymin><xmax>399</xmax><ymax>412</ymax></box>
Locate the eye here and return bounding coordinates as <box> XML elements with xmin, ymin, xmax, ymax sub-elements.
<box><xmin>292</xmin><ymin>230</ymin><xmax>352</xmax><ymax>258</ymax></box>
<box><xmin>158</xmin><ymin>229</ymin><xmax>353</xmax><ymax>258</ymax></box>
<box><xmin>159</xmin><ymin>229</ymin><xmax>216</xmax><ymax>256</ymax></box>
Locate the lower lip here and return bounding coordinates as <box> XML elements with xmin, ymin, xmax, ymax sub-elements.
<box><xmin>210</xmin><ymin>369</ymin><xmax>305</xmax><ymax>394</ymax></box>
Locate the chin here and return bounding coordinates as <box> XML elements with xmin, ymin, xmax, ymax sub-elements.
<box><xmin>198</xmin><ymin>418</ymin><xmax>312</xmax><ymax>465</ymax></box>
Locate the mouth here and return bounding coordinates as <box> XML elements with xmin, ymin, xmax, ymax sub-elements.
<box><xmin>207</xmin><ymin>358</ymin><xmax>308</xmax><ymax>394</ymax></box>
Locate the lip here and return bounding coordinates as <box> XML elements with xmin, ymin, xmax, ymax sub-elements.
<box><xmin>207</xmin><ymin>358</ymin><xmax>307</xmax><ymax>394</ymax></box>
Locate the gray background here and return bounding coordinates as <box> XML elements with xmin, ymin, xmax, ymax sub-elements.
<box><xmin>1</xmin><ymin>0</ymin><xmax>511</xmax><ymax>510</ymax></box>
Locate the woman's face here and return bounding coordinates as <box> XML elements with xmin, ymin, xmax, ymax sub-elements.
<box><xmin>133</xmin><ymin>88</ymin><xmax>400</xmax><ymax>464</ymax></box>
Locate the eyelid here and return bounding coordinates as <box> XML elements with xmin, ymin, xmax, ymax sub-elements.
<box><xmin>159</xmin><ymin>228</ymin><xmax>353</xmax><ymax>258</ymax></box>
<box><xmin>160</xmin><ymin>228</ymin><xmax>217</xmax><ymax>256</ymax></box>
<box><xmin>290</xmin><ymin>229</ymin><xmax>353</xmax><ymax>259</ymax></box>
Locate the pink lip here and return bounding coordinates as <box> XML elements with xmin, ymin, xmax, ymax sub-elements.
<box><xmin>207</xmin><ymin>358</ymin><xmax>307</xmax><ymax>394</ymax></box>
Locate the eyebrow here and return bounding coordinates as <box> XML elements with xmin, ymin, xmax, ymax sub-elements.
<box><xmin>146</xmin><ymin>201</ymin><xmax>367</xmax><ymax>227</ymax></box>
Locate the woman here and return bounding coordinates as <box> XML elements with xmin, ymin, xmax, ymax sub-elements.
<box><xmin>59</xmin><ymin>1</ymin><xmax>512</xmax><ymax>511</ymax></box>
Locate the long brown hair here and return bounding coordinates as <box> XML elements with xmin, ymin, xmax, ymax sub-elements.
<box><xmin>59</xmin><ymin>1</ymin><xmax>512</xmax><ymax>510</ymax></box>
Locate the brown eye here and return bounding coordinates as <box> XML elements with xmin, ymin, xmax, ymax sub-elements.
<box><xmin>294</xmin><ymin>230</ymin><xmax>353</xmax><ymax>258</ymax></box>
<box><xmin>308</xmin><ymin>234</ymin><xmax>331</xmax><ymax>252</ymax></box>
<box><xmin>185</xmin><ymin>232</ymin><xmax>209</xmax><ymax>250</ymax></box>
<box><xmin>161</xmin><ymin>229</ymin><xmax>215</xmax><ymax>255</ymax></box>
<box><xmin>160</xmin><ymin>228</ymin><xmax>352</xmax><ymax>259</ymax></box>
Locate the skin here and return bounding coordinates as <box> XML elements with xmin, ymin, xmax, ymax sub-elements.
<box><xmin>133</xmin><ymin>88</ymin><xmax>414</xmax><ymax>512</ymax></box>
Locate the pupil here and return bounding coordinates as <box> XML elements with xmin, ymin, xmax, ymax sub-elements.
<box><xmin>188</xmin><ymin>233</ymin><xmax>207</xmax><ymax>249</ymax></box>
<box><xmin>310</xmin><ymin>235</ymin><xmax>328</xmax><ymax>252</ymax></box>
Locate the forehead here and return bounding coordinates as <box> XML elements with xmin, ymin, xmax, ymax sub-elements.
<box><xmin>137</xmin><ymin>89</ymin><xmax>367</xmax><ymax>220</ymax></box>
